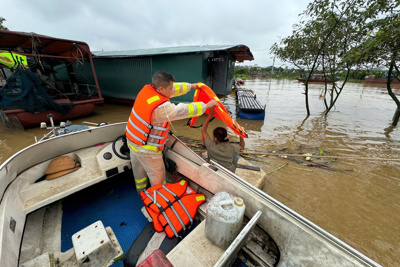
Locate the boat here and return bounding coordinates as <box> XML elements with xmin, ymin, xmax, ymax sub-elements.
<box><xmin>0</xmin><ymin>30</ymin><xmax>104</xmax><ymax>128</ymax></box>
<box><xmin>364</xmin><ymin>75</ymin><xmax>400</xmax><ymax>84</ymax></box>
<box><xmin>232</xmin><ymin>78</ymin><xmax>245</xmax><ymax>89</ymax></box>
<box><xmin>34</xmin><ymin>114</ymin><xmax>108</xmax><ymax>143</ymax></box>
<box><xmin>296</xmin><ymin>73</ymin><xmax>339</xmax><ymax>83</ymax></box>
<box><xmin>235</xmin><ymin>89</ymin><xmax>265</xmax><ymax>120</ymax></box>
<box><xmin>235</xmin><ymin>78</ymin><xmax>244</xmax><ymax>86</ymax></box>
<box><xmin>0</xmin><ymin>123</ymin><xmax>381</xmax><ymax>266</ymax></box>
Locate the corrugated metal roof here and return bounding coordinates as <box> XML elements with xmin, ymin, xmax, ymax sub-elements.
<box><xmin>93</xmin><ymin>44</ymin><xmax>253</xmax><ymax>62</ymax></box>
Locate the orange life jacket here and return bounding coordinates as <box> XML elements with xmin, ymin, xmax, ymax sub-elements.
<box><xmin>140</xmin><ymin>180</ymin><xmax>206</xmax><ymax>238</ymax></box>
<box><xmin>126</xmin><ymin>84</ymin><xmax>171</xmax><ymax>150</ymax></box>
<box><xmin>190</xmin><ymin>83</ymin><xmax>248</xmax><ymax>138</ymax></box>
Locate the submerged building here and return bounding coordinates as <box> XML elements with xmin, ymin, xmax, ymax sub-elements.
<box><xmin>89</xmin><ymin>45</ymin><xmax>253</xmax><ymax>103</ymax></box>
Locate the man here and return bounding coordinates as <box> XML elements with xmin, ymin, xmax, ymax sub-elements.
<box><xmin>126</xmin><ymin>71</ymin><xmax>218</xmax><ymax>192</ymax></box>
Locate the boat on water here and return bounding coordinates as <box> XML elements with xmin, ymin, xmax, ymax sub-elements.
<box><xmin>296</xmin><ymin>73</ymin><xmax>339</xmax><ymax>83</ymax></box>
<box><xmin>0</xmin><ymin>30</ymin><xmax>103</xmax><ymax>128</ymax></box>
<box><xmin>33</xmin><ymin>114</ymin><xmax>108</xmax><ymax>143</ymax></box>
<box><xmin>235</xmin><ymin>78</ymin><xmax>244</xmax><ymax>86</ymax></box>
<box><xmin>0</xmin><ymin>123</ymin><xmax>381</xmax><ymax>266</ymax></box>
<box><xmin>364</xmin><ymin>75</ymin><xmax>400</xmax><ymax>84</ymax></box>
<box><xmin>235</xmin><ymin>89</ymin><xmax>265</xmax><ymax>120</ymax></box>
<box><xmin>232</xmin><ymin>78</ymin><xmax>245</xmax><ymax>90</ymax></box>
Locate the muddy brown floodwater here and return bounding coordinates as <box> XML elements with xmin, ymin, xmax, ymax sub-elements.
<box><xmin>1</xmin><ymin>79</ymin><xmax>399</xmax><ymax>266</ymax></box>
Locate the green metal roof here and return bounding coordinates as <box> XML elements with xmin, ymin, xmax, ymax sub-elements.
<box><xmin>92</xmin><ymin>44</ymin><xmax>253</xmax><ymax>62</ymax></box>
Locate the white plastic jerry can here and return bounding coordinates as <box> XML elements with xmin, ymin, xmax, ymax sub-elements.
<box><xmin>205</xmin><ymin>192</ymin><xmax>245</xmax><ymax>249</ymax></box>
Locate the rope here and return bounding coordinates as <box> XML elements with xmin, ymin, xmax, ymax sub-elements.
<box><xmin>240</xmin><ymin>151</ymin><xmax>400</xmax><ymax>162</ymax></box>
<box><xmin>30</xmin><ymin>33</ymin><xmax>42</xmax><ymax>70</ymax></box>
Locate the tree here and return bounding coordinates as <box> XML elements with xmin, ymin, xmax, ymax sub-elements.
<box><xmin>346</xmin><ymin>1</ymin><xmax>400</xmax><ymax>126</ymax></box>
<box><xmin>234</xmin><ymin>66</ymin><xmax>249</xmax><ymax>75</ymax></box>
<box><xmin>272</xmin><ymin>0</ymin><xmax>400</xmax><ymax>128</ymax></box>
<box><xmin>271</xmin><ymin>0</ymin><xmax>365</xmax><ymax>116</ymax></box>
<box><xmin>0</xmin><ymin>17</ymin><xmax>8</xmax><ymax>30</ymax></box>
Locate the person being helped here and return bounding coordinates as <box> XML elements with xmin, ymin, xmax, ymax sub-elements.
<box><xmin>125</xmin><ymin>70</ymin><xmax>219</xmax><ymax>193</ymax></box>
<box><xmin>201</xmin><ymin>108</ymin><xmax>245</xmax><ymax>173</ymax></box>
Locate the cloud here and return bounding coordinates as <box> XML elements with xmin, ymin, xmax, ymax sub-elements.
<box><xmin>2</xmin><ymin>0</ymin><xmax>311</xmax><ymax>67</ymax></box>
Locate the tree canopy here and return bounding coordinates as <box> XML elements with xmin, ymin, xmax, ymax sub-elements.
<box><xmin>271</xmin><ymin>0</ymin><xmax>400</xmax><ymax>126</ymax></box>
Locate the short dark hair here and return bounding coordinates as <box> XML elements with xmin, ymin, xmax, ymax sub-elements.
<box><xmin>213</xmin><ymin>127</ymin><xmax>229</xmax><ymax>142</ymax></box>
<box><xmin>152</xmin><ymin>71</ymin><xmax>175</xmax><ymax>88</ymax></box>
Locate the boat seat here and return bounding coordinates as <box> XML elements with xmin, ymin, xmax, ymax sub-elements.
<box><xmin>20</xmin><ymin>222</ymin><xmax>123</xmax><ymax>267</ymax></box>
<box><xmin>166</xmin><ymin>220</ymin><xmax>224</xmax><ymax>266</ymax></box>
<box><xmin>72</xmin><ymin>221</ymin><xmax>123</xmax><ymax>267</ymax></box>
<box><xmin>166</xmin><ymin>211</ymin><xmax>262</xmax><ymax>267</ymax></box>
<box><xmin>19</xmin><ymin>141</ymin><xmax>131</xmax><ymax>213</ymax></box>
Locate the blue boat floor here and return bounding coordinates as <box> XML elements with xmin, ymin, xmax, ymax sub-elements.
<box><xmin>61</xmin><ymin>172</ymin><xmax>148</xmax><ymax>266</ymax></box>
<box><xmin>59</xmin><ymin>172</ymin><xmax>250</xmax><ymax>266</ymax></box>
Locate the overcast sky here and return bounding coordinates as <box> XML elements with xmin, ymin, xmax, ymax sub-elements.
<box><xmin>2</xmin><ymin>0</ymin><xmax>312</xmax><ymax>67</ymax></box>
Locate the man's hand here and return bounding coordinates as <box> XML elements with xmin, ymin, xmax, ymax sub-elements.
<box><xmin>206</xmin><ymin>99</ymin><xmax>219</xmax><ymax>109</ymax></box>
<box><xmin>196</xmin><ymin>82</ymin><xmax>205</xmax><ymax>89</ymax></box>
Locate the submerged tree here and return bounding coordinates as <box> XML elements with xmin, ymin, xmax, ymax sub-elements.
<box><xmin>271</xmin><ymin>0</ymin><xmax>400</xmax><ymax>127</ymax></box>
<box><xmin>271</xmin><ymin>0</ymin><xmax>365</xmax><ymax>116</ymax></box>
<box><xmin>346</xmin><ymin>1</ymin><xmax>400</xmax><ymax>126</ymax></box>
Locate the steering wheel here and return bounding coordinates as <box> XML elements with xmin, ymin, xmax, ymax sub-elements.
<box><xmin>112</xmin><ymin>135</ymin><xmax>130</xmax><ymax>160</ymax></box>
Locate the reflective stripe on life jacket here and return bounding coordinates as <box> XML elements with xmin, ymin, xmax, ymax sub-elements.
<box><xmin>140</xmin><ymin>180</ymin><xmax>206</xmax><ymax>238</ymax></box>
<box><xmin>189</xmin><ymin>83</ymin><xmax>248</xmax><ymax>138</ymax></box>
<box><xmin>158</xmin><ymin>193</ymin><xmax>205</xmax><ymax>238</ymax></box>
<box><xmin>125</xmin><ymin>84</ymin><xmax>171</xmax><ymax>150</ymax></box>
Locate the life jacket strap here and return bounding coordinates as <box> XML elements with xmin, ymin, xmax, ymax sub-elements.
<box><xmin>132</xmin><ymin>108</ymin><xmax>168</xmax><ymax>131</ymax></box>
<box><xmin>144</xmin><ymin>190</ymin><xmax>180</xmax><ymax>238</ymax></box>
<box><xmin>126</xmin><ymin>126</ymin><xmax>165</xmax><ymax>147</ymax></box>
<box><xmin>126</xmin><ymin>126</ymin><xmax>147</xmax><ymax>145</ymax></box>
<box><xmin>162</xmin><ymin>184</ymin><xmax>193</xmax><ymax>227</ymax></box>
<box><xmin>154</xmin><ymin>190</ymin><xmax>186</xmax><ymax>232</ymax></box>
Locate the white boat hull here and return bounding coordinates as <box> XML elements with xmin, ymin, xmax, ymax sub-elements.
<box><xmin>0</xmin><ymin>123</ymin><xmax>381</xmax><ymax>266</ymax></box>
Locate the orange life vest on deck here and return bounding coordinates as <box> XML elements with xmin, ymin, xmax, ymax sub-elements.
<box><xmin>189</xmin><ymin>83</ymin><xmax>248</xmax><ymax>138</ymax></box>
<box><xmin>140</xmin><ymin>180</ymin><xmax>206</xmax><ymax>238</ymax></box>
<box><xmin>125</xmin><ymin>84</ymin><xmax>171</xmax><ymax>150</ymax></box>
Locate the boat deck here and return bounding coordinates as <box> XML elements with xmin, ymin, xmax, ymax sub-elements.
<box><xmin>236</xmin><ymin>90</ymin><xmax>264</xmax><ymax>112</ymax></box>
<box><xmin>235</xmin><ymin>90</ymin><xmax>265</xmax><ymax>120</ymax></box>
<box><xmin>60</xmin><ymin>173</ymin><xmax>148</xmax><ymax>255</ymax></box>
<box><xmin>2</xmin><ymin>125</ymin><xmax>381</xmax><ymax>267</ymax></box>
<box><xmin>20</xmin><ymin>171</ymin><xmax>258</xmax><ymax>267</ymax></box>
<box><xmin>16</xmin><ymin>138</ymin><xmax>275</xmax><ymax>267</ymax></box>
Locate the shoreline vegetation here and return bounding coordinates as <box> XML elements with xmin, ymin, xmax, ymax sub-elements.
<box><xmin>234</xmin><ymin>66</ymin><xmax>391</xmax><ymax>83</ymax></box>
